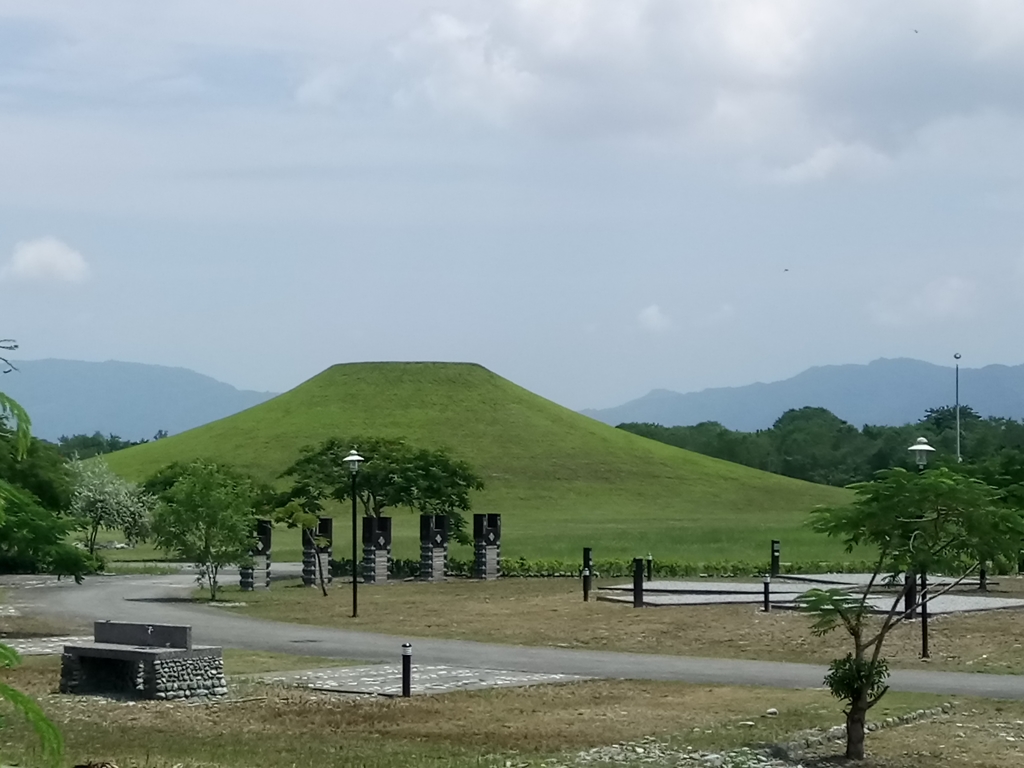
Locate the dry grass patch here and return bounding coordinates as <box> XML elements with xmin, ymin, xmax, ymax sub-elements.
<box><xmin>0</xmin><ymin>654</ymin><xmax>970</xmax><ymax>768</ymax></box>
<box><xmin>220</xmin><ymin>577</ymin><xmax>1024</xmax><ymax>674</ymax></box>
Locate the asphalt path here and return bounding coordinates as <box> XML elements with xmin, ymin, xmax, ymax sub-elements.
<box><xmin>14</xmin><ymin>574</ymin><xmax>1024</xmax><ymax>700</ymax></box>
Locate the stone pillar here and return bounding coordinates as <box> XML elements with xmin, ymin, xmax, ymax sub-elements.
<box><xmin>301</xmin><ymin>527</ymin><xmax>317</xmax><ymax>587</ymax></box>
<box><xmin>473</xmin><ymin>513</ymin><xmax>501</xmax><ymax>580</ymax></box>
<box><xmin>242</xmin><ymin>519</ymin><xmax>272</xmax><ymax>591</ymax></box>
<box><xmin>317</xmin><ymin>516</ymin><xmax>333</xmax><ymax>585</ymax></box>
<box><xmin>362</xmin><ymin>516</ymin><xmax>391</xmax><ymax>584</ymax></box>
<box><xmin>419</xmin><ymin>514</ymin><xmax>449</xmax><ymax>581</ymax></box>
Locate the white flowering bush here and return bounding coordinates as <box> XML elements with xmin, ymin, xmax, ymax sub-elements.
<box><xmin>68</xmin><ymin>458</ymin><xmax>154</xmax><ymax>554</ymax></box>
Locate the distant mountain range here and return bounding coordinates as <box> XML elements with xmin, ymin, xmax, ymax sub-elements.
<box><xmin>1</xmin><ymin>359</ymin><xmax>276</xmax><ymax>442</ymax></box>
<box><xmin>583</xmin><ymin>358</ymin><xmax>1024</xmax><ymax>431</ymax></box>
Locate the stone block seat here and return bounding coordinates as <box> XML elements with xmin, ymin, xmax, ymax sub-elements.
<box><xmin>60</xmin><ymin>621</ymin><xmax>226</xmax><ymax>700</ymax></box>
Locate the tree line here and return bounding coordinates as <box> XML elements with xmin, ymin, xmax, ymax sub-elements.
<box><xmin>54</xmin><ymin>429</ymin><xmax>168</xmax><ymax>460</ymax></box>
<box><xmin>617</xmin><ymin>404</ymin><xmax>1024</xmax><ymax>487</ymax></box>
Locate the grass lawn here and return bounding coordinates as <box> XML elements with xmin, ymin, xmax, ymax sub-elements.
<box><xmin>3</xmin><ymin>652</ymin><xmax>1015</xmax><ymax>768</ymax></box>
<box><xmin>218</xmin><ymin>577</ymin><xmax>1024</xmax><ymax>675</ymax></box>
<box><xmin>103</xmin><ymin>362</ymin><xmax>850</xmax><ymax>562</ymax></box>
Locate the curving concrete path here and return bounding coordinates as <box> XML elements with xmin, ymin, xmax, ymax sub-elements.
<box><xmin>10</xmin><ymin>574</ymin><xmax>1024</xmax><ymax>700</ymax></box>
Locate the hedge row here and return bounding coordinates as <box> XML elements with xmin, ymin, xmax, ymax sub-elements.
<box><xmin>328</xmin><ymin>556</ymin><xmax>877</xmax><ymax>579</ymax></box>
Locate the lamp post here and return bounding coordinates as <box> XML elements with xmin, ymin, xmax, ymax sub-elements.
<box><xmin>954</xmin><ymin>353</ymin><xmax>962</xmax><ymax>463</ymax></box>
<box><xmin>907</xmin><ymin>437</ymin><xmax>935</xmax><ymax>658</ymax></box>
<box><xmin>908</xmin><ymin>437</ymin><xmax>935</xmax><ymax>472</ymax></box>
<box><xmin>342</xmin><ymin>449</ymin><xmax>364</xmax><ymax>618</ymax></box>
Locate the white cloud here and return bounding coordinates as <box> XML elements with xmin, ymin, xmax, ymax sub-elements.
<box><xmin>391</xmin><ymin>13</ymin><xmax>537</xmax><ymax>125</ymax></box>
<box><xmin>1</xmin><ymin>237</ymin><xmax>90</xmax><ymax>283</ymax></box>
<box><xmin>773</xmin><ymin>141</ymin><xmax>889</xmax><ymax>184</ymax></box>
<box><xmin>638</xmin><ymin>304</ymin><xmax>671</xmax><ymax>332</ymax></box>
<box><xmin>869</xmin><ymin>276</ymin><xmax>977</xmax><ymax>327</ymax></box>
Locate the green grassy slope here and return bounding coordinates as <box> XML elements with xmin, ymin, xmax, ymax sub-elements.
<box><xmin>106</xmin><ymin>362</ymin><xmax>850</xmax><ymax>562</ymax></box>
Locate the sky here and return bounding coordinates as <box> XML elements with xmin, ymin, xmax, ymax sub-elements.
<box><xmin>2</xmin><ymin>1</ymin><xmax>1024</xmax><ymax>410</ymax></box>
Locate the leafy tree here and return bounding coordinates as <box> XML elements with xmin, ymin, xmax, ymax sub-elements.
<box><xmin>797</xmin><ymin>468</ymin><xmax>1024</xmax><ymax>760</ymax></box>
<box><xmin>0</xmin><ymin>385</ymin><xmax>90</xmax><ymax>579</ymax></box>
<box><xmin>284</xmin><ymin>436</ymin><xmax>484</xmax><ymax>544</ymax></box>
<box><xmin>0</xmin><ymin>431</ymin><xmax>71</xmax><ymax>512</ymax></box>
<box><xmin>0</xmin><ymin>480</ymin><xmax>92</xmax><ymax>578</ymax></box>
<box><xmin>0</xmin><ymin>369</ymin><xmax>65</xmax><ymax>768</ymax></box>
<box><xmin>150</xmin><ymin>460</ymin><xmax>257</xmax><ymax>600</ymax></box>
<box><xmin>68</xmin><ymin>458</ymin><xmax>154</xmax><ymax>554</ymax></box>
<box><xmin>619</xmin><ymin>404</ymin><xmax>1024</xmax><ymax>488</ymax></box>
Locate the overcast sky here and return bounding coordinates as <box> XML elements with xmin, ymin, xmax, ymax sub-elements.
<box><xmin>2</xmin><ymin>1</ymin><xmax>1023</xmax><ymax>410</ymax></box>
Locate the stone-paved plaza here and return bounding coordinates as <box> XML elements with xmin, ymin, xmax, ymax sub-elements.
<box><xmin>259</xmin><ymin>664</ymin><xmax>587</xmax><ymax>696</ymax></box>
<box><xmin>597</xmin><ymin>574</ymin><xmax>1024</xmax><ymax>614</ymax></box>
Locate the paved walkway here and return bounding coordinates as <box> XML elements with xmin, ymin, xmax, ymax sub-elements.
<box><xmin>7</xmin><ymin>574</ymin><xmax>1024</xmax><ymax>700</ymax></box>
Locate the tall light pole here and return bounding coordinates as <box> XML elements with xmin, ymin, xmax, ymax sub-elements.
<box><xmin>342</xmin><ymin>449</ymin><xmax>364</xmax><ymax>618</ymax></box>
<box><xmin>954</xmin><ymin>353</ymin><xmax>962</xmax><ymax>463</ymax></box>
<box><xmin>907</xmin><ymin>436</ymin><xmax>936</xmax><ymax>658</ymax></box>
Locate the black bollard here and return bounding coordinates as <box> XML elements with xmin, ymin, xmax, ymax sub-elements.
<box><xmin>401</xmin><ymin>643</ymin><xmax>412</xmax><ymax>697</ymax></box>
<box><xmin>633</xmin><ymin>558</ymin><xmax>644</xmax><ymax>608</ymax></box>
<box><xmin>582</xmin><ymin>547</ymin><xmax>593</xmax><ymax>602</ymax></box>
<box><xmin>770</xmin><ymin>540</ymin><xmax>780</xmax><ymax>577</ymax></box>
<box><xmin>920</xmin><ymin>572</ymin><xmax>929</xmax><ymax>659</ymax></box>
<box><xmin>646</xmin><ymin>554</ymin><xmax>653</xmax><ymax>582</ymax></box>
<box><xmin>763</xmin><ymin>575</ymin><xmax>771</xmax><ymax>612</ymax></box>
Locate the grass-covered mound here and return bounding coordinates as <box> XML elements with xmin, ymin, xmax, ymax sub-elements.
<box><xmin>106</xmin><ymin>362</ymin><xmax>848</xmax><ymax>561</ymax></box>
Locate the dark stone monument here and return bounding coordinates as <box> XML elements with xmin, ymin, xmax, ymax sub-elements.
<box><xmin>317</xmin><ymin>515</ymin><xmax>333</xmax><ymax>585</ymax></box>
<box><xmin>419</xmin><ymin>514</ymin><xmax>449</xmax><ymax>581</ymax></box>
<box><xmin>61</xmin><ymin>621</ymin><xmax>226</xmax><ymax>700</ymax></box>
<box><xmin>362</xmin><ymin>516</ymin><xmax>392</xmax><ymax>584</ymax></box>
<box><xmin>301</xmin><ymin>517</ymin><xmax>333</xmax><ymax>587</ymax></box>
<box><xmin>241</xmin><ymin>519</ymin><xmax>272</xmax><ymax>591</ymax></box>
<box><xmin>473</xmin><ymin>513</ymin><xmax>501</xmax><ymax>580</ymax></box>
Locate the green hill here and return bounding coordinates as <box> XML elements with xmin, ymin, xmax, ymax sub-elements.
<box><xmin>105</xmin><ymin>362</ymin><xmax>850</xmax><ymax>562</ymax></box>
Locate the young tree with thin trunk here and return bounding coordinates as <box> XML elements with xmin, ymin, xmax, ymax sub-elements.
<box><xmin>798</xmin><ymin>467</ymin><xmax>1024</xmax><ymax>760</ymax></box>
<box><xmin>150</xmin><ymin>460</ymin><xmax>256</xmax><ymax>600</ymax></box>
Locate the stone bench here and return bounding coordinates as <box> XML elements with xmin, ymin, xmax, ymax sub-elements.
<box><xmin>60</xmin><ymin>621</ymin><xmax>226</xmax><ymax>700</ymax></box>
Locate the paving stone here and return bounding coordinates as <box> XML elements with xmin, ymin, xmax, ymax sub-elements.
<box><xmin>260</xmin><ymin>664</ymin><xmax>587</xmax><ymax>696</ymax></box>
<box><xmin>602</xmin><ymin>580</ymin><xmax>809</xmax><ymax>595</ymax></box>
<box><xmin>4</xmin><ymin>636</ymin><xmax>93</xmax><ymax>655</ymax></box>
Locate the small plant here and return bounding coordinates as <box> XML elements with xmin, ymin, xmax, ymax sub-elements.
<box><xmin>0</xmin><ymin>643</ymin><xmax>63</xmax><ymax>767</ymax></box>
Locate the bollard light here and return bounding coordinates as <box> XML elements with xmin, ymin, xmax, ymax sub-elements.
<box><xmin>401</xmin><ymin>642</ymin><xmax>412</xmax><ymax>697</ymax></box>
<box><xmin>762</xmin><ymin>575</ymin><xmax>771</xmax><ymax>613</ymax></box>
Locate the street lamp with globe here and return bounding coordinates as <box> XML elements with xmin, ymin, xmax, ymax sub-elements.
<box><xmin>908</xmin><ymin>437</ymin><xmax>936</xmax><ymax>471</ymax></box>
<box><xmin>342</xmin><ymin>449</ymin><xmax>364</xmax><ymax>618</ymax></box>
<box><xmin>906</xmin><ymin>436</ymin><xmax>937</xmax><ymax>657</ymax></box>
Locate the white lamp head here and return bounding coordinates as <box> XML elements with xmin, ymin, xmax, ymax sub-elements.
<box><xmin>907</xmin><ymin>436</ymin><xmax>936</xmax><ymax>468</ymax></box>
<box><xmin>342</xmin><ymin>449</ymin><xmax>364</xmax><ymax>475</ymax></box>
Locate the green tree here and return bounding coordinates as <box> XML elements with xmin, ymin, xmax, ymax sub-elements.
<box><xmin>0</xmin><ymin>363</ymin><xmax>64</xmax><ymax>768</ymax></box>
<box><xmin>56</xmin><ymin>431</ymin><xmax>149</xmax><ymax>459</ymax></box>
<box><xmin>68</xmin><ymin>457</ymin><xmax>154</xmax><ymax>554</ymax></box>
<box><xmin>797</xmin><ymin>468</ymin><xmax>1024</xmax><ymax>760</ymax></box>
<box><xmin>150</xmin><ymin>460</ymin><xmax>257</xmax><ymax>600</ymax></box>
<box><xmin>284</xmin><ymin>436</ymin><xmax>484</xmax><ymax>544</ymax></box>
<box><xmin>0</xmin><ymin>431</ymin><xmax>71</xmax><ymax>512</ymax></box>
